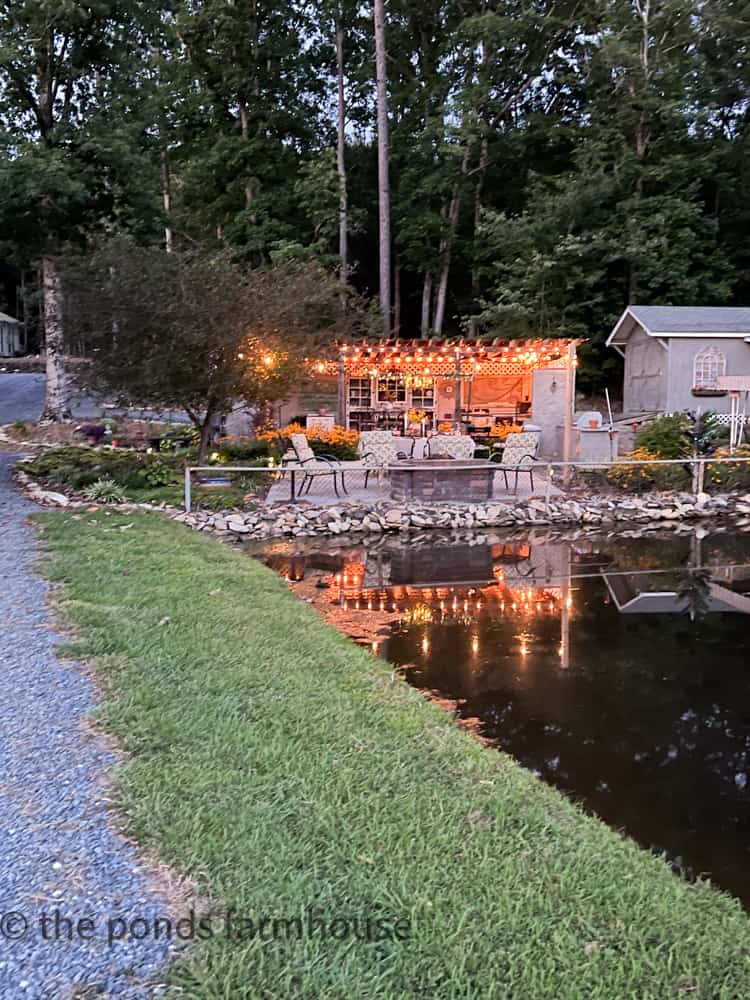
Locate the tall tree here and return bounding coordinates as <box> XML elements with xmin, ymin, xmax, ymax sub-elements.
<box><xmin>373</xmin><ymin>0</ymin><xmax>391</xmax><ymax>332</ymax></box>
<box><xmin>0</xmin><ymin>0</ymin><xmax>162</xmax><ymax>419</ymax></box>
<box><xmin>335</xmin><ymin>14</ymin><xmax>349</xmax><ymax>296</ymax></box>
<box><xmin>473</xmin><ymin>0</ymin><xmax>737</xmax><ymax>387</ymax></box>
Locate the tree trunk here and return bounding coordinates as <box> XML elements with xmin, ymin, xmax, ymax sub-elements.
<box><xmin>198</xmin><ymin>412</ymin><xmax>215</xmax><ymax>464</ymax></box>
<box><xmin>421</xmin><ymin>272</ymin><xmax>433</xmax><ymax>333</ymax></box>
<box><xmin>433</xmin><ymin>146</ymin><xmax>471</xmax><ymax>335</ymax></box>
<box><xmin>335</xmin><ymin>19</ymin><xmax>349</xmax><ymax>304</ymax></box>
<box><xmin>40</xmin><ymin>255</ymin><xmax>69</xmax><ymax>423</ymax></box>
<box><xmin>238</xmin><ymin>100</ymin><xmax>256</xmax><ymax>216</ymax></box>
<box><xmin>393</xmin><ymin>258</ymin><xmax>401</xmax><ymax>335</ymax></box>
<box><xmin>160</xmin><ymin>147</ymin><xmax>173</xmax><ymax>252</ymax></box>
<box><xmin>374</xmin><ymin>0</ymin><xmax>391</xmax><ymax>333</ymax></box>
<box><xmin>468</xmin><ymin>134</ymin><xmax>489</xmax><ymax>335</ymax></box>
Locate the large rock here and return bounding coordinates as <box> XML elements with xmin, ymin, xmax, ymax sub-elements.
<box><xmin>39</xmin><ymin>490</ymin><xmax>70</xmax><ymax>507</ymax></box>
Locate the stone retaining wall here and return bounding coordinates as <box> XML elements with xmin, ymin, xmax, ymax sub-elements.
<box><xmin>14</xmin><ymin>462</ymin><xmax>750</xmax><ymax>540</ymax></box>
<box><xmin>173</xmin><ymin>491</ymin><xmax>750</xmax><ymax>541</ymax></box>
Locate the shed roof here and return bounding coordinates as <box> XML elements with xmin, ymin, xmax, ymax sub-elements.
<box><xmin>0</xmin><ymin>311</ymin><xmax>19</xmax><ymax>325</ymax></box>
<box><xmin>608</xmin><ymin>305</ymin><xmax>750</xmax><ymax>346</ymax></box>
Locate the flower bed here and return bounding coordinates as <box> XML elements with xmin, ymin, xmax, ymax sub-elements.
<box><xmin>257</xmin><ymin>422</ymin><xmax>360</xmax><ymax>460</ymax></box>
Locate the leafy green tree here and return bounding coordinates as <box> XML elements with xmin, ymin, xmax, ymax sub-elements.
<box><xmin>473</xmin><ymin>0</ymin><xmax>737</xmax><ymax>389</ymax></box>
<box><xmin>63</xmin><ymin>239</ymin><xmax>374</xmax><ymax>459</ymax></box>
<box><xmin>0</xmin><ymin>0</ymin><xmax>164</xmax><ymax>418</ymax></box>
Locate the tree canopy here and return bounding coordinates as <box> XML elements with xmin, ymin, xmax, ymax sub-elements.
<box><xmin>64</xmin><ymin>239</ymin><xmax>373</xmax><ymax>456</ymax></box>
<box><xmin>2</xmin><ymin>0</ymin><xmax>750</xmax><ymax>396</ymax></box>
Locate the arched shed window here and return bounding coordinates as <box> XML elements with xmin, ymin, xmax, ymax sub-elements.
<box><xmin>693</xmin><ymin>346</ymin><xmax>726</xmax><ymax>390</ymax></box>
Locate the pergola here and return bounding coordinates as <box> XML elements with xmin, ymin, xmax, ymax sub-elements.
<box><xmin>308</xmin><ymin>336</ymin><xmax>578</xmax><ymax>433</ymax></box>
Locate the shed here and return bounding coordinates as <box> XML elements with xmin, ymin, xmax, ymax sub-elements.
<box><xmin>607</xmin><ymin>305</ymin><xmax>750</xmax><ymax>416</ymax></box>
<box><xmin>0</xmin><ymin>311</ymin><xmax>23</xmax><ymax>357</ymax></box>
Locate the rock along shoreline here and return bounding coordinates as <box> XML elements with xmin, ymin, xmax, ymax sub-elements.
<box><xmin>14</xmin><ymin>464</ymin><xmax>750</xmax><ymax>540</ymax></box>
<box><xmin>173</xmin><ymin>491</ymin><xmax>750</xmax><ymax>541</ymax></box>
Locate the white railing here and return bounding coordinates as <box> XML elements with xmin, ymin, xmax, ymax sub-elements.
<box><xmin>184</xmin><ymin>455</ymin><xmax>750</xmax><ymax>513</ymax></box>
<box><xmin>539</xmin><ymin>455</ymin><xmax>750</xmax><ymax>503</ymax></box>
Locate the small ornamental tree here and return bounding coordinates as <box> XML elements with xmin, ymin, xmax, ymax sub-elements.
<box><xmin>64</xmin><ymin>238</ymin><xmax>371</xmax><ymax>460</ymax></box>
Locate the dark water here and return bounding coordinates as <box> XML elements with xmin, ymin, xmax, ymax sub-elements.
<box><xmin>247</xmin><ymin>526</ymin><xmax>750</xmax><ymax>906</ymax></box>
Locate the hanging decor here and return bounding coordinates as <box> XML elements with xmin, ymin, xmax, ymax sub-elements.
<box><xmin>404</xmin><ymin>373</ymin><xmax>434</xmax><ymax>390</ymax></box>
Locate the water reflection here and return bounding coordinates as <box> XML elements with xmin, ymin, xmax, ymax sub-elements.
<box><xmin>248</xmin><ymin>527</ymin><xmax>750</xmax><ymax>905</ymax></box>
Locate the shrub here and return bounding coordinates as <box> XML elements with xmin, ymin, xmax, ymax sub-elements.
<box><xmin>634</xmin><ymin>411</ymin><xmax>724</xmax><ymax>459</ymax></box>
<box><xmin>607</xmin><ymin>447</ymin><xmax>691</xmax><ymax>493</ymax></box>
<box><xmin>25</xmin><ymin>447</ymin><xmax>123</xmax><ymax>485</ymax></box>
<box><xmin>23</xmin><ymin>446</ymin><xmax>185</xmax><ymax>492</ymax></box>
<box><xmin>142</xmin><ymin>459</ymin><xmax>181</xmax><ymax>487</ymax></box>
<box><xmin>160</xmin><ymin>425</ymin><xmax>200</xmax><ymax>452</ymax></box>
<box><xmin>635</xmin><ymin>414</ymin><xmax>692</xmax><ymax>459</ymax></box>
<box><xmin>213</xmin><ymin>437</ymin><xmax>274</xmax><ymax>463</ymax></box>
<box><xmin>83</xmin><ymin>477</ymin><xmax>127</xmax><ymax>503</ymax></box>
<box><xmin>705</xmin><ymin>445</ymin><xmax>750</xmax><ymax>492</ymax></box>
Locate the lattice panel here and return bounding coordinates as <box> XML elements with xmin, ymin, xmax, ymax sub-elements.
<box><xmin>341</xmin><ymin>360</ymin><xmax>565</xmax><ymax>378</ymax></box>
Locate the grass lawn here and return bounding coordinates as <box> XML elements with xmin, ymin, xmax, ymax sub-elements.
<box><xmin>36</xmin><ymin>509</ymin><xmax>750</xmax><ymax>999</ymax></box>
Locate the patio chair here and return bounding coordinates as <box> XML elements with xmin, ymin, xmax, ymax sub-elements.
<box><xmin>425</xmin><ymin>434</ymin><xmax>476</xmax><ymax>460</ymax></box>
<box><xmin>291</xmin><ymin>432</ymin><xmax>381</xmax><ymax>496</ymax></box>
<box><xmin>289</xmin><ymin>433</ymin><xmax>346</xmax><ymax>497</ymax></box>
<box><xmin>356</xmin><ymin>431</ymin><xmax>414</xmax><ymax>487</ymax></box>
<box><xmin>490</xmin><ymin>431</ymin><xmax>540</xmax><ymax>493</ymax></box>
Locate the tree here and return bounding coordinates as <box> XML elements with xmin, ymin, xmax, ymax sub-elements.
<box><xmin>64</xmin><ymin>239</ymin><xmax>373</xmax><ymax>459</ymax></box>
<box><xmin>472</xmin><ymin>0</ymin><xmax>737</xmax><ymax>389</ymax></box>
<box><xmin>0</xmin><ymin>0</ymin><xmax>163</xmax><ymax>419</ymax></box>
<box><xmin>373</xmin><ymin>0</ymin><xmax>391</xmax><ymax>331</ymax></box>
<box><xmin>172</xmin><ymin>0</ymin><xmax>324</xmax><ymax>259</ymax></box>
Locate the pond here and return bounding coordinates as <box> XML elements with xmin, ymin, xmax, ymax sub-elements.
<box><xmin>246</xmin><ymin>525</ymin><xmax>750</xmax><ymax>907</ymax></box>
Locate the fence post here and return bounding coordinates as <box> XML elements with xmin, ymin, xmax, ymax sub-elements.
<box><xmin>545</xmin><ymin>464</ymin><xmax>554</xmax><ymax>512</ymax></box>
<box><xmin>693</xmin><ymin>459</ymin><xmax>705</xmax><ymax>497</ymax></box>
<box><xmin>184</xmin><ymin>466</ymin><xmax>192</xmax><ymax>513</ymax></box>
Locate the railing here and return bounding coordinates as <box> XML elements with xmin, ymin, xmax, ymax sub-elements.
<box><xmin>539</xmin><ymin>456</ymin><xmax>750</xmax><ymax>503</ymax></box>
<box><xmin>184</xmin><ymin>455</ymin><xmax>750</xmax><ymax>513</ymax></box>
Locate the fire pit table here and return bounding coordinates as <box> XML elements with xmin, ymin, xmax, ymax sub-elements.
<box><xmin>388</xmin><ymin>459</ymin><xmax>496</xmax><ymax>502</ymax></box>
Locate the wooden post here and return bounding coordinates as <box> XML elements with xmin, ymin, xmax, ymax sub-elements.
<box><xmin>453</xmin><ymin>350</ymin><xmax>462</xmax><ymax>425</ymax></box>
<box><xmin>337</xmin><ymin>356</ymin><xmax>347</xmax><ymax>428</ymax></box>
<box><xmin>693</xmin><ymin>459</ymin><xmax>705</xmax><ymax>497</ymax></box>
<box><xmin>562</xmin><ymin>342</ymin><xmax>576</xmax><ymax>486</ymax></box>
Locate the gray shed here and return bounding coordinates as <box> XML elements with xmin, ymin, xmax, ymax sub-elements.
<box><xmin>0</xmin><ymin>311</ymin><xmax>23</xmax><ymax>357</ymax></box>
<box><xmin>607</xmin><ymin>305</ymin><xmax>750</xmax><ymax>416</ymax></box>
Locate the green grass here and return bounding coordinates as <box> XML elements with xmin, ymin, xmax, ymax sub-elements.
<box><xmin>36</xmin><ymin>510</ymin><xmax>750</xmax><ymax>999</ymax></box>
<box><xmin>119</xmin><ymin>484</ymin><xmax>246</xmax><ymax>509</ymax></box>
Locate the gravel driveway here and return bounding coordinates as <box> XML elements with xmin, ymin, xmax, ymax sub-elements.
<box><xmin>0</xmin><ymin>374</ymin><xmax>190</xmax><ymax>426</ymax></box>
<box><xmin>0</xmin><ymin>454</ymin><xmax>173</xmax><ymax>998</ymax></box>
<box><xmin>0</xmin><ymin>374</ymin><xmax>103</xmax><ymax>424</ymax></box>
